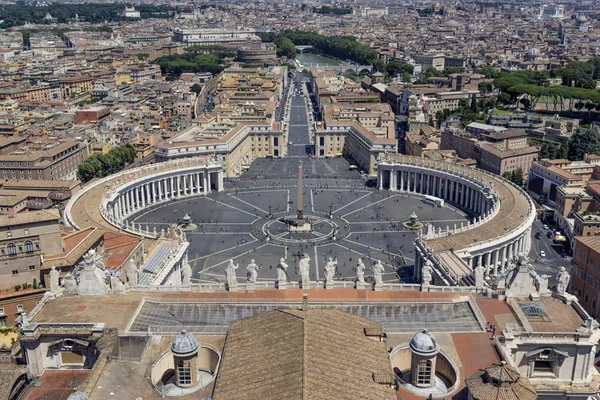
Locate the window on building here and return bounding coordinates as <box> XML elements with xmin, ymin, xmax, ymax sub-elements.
<box><xmin>16</xmin><ymin>305</ymin><xmax>23</xmax><ymax>312</ymax></box>
<box><xmin>594</xmin><ymin>299</ymin><xmax>597</xmax><ymax>309</ymax></box>
<box><xmin>177</xmin><ymin>359</ymin><xmax>192</xmax><ymax>386</ymax></box>
<box><xmin>28</xmin><ymin>265</ymin><xmax>35</xmax><ymax>270</ymax></box>
<box><xmin>24</xmin><ymin>241</ymin><xmax>33</xmax><ymax>253</ymax></box>
<box><xmin>587</xmin><ymin>274</ymin><xmax>593</xmax><ymax>284</ymax></box>
<box><xmin>0</xmin><ymin>308</ymin><xmax>4</xmax><ymax>315</ymax></box>
<box><xmin>533</xmin><ymin>360</ymin><xmax>555</xmax><ymax>376</ymax></box>
<box><xmin>581</xmin><ymin>270</ymin><xmax>586</xmax><ymax>280</ymax></box>
<box><xmin>7</xmin><ymin>243</ymin><xmax>16</xmax><ymax>255</ymax></box>
<box><xmin>6</xmin><ymin>232</ymin><xmax>11</xmax><ymax>238</ymax></box>
<box><xmin>595</xmin><ymin>280</ymin><xmax>599</xmax><ymax>290</ymax></box>
<box><xmin>417</xmin><ymin>360</ymin><xmax>432</xmax><ymax>386</ymax></box>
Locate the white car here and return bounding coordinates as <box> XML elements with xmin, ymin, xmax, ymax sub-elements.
<box><xmin>540</xmin><ymin>250</ymin><xmax>546</xmax><ymax>257</ymax></box>
<box><xmin>288</xmin><ymin>141</ymin><xmax>292</xmax><ymax>145</ymax></box>
<box><xmin>543</xmin><ymin>224</ymin><xmax>548</xmax><ymax>230</ymax></box>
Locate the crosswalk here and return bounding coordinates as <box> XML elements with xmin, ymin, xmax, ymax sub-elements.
<box><xmin>529</xmin><ymin>258</ymin><xmax>570</xmax><ymax>276</ymax></box>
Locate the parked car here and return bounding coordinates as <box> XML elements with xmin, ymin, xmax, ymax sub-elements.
<box><xmin>543</xmin><ymin>224</ymin><xmax>549</xmax><ymax>230</ymax></box>
<box><xmin>535</xmin><ymin>232</ymin><xmax>541</xmax><ymax>239</ymax></box>
<box><xmin>540</xmin><ymin>250</ymin><xmax>546</xmax><ymax>257</ymax></box>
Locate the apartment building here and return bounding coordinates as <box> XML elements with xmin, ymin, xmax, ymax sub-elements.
<box><xmin>0</xmin><ymin>138</ymin><xmax>89</xmax><ymax>181</ymax></box>
<box><xmin>0</xmin><ymin>209</ymin><xmax>62</xmax><ymax>290</ymax></box>
<box><xmin>58</xmin><ymin>76</ymin><xmax>93</xmax><ymax>98</ymax></box>
<box><xmin>314</xmin><ymin>103</ymin><xmax>397</xmax><ymax>175</ymax></box>
<box><xmin>405</xmin><ymin>124</ymin><xmax>441</xmax><ymax>157</ymax></box>
<box><xmin>528</xmin><ymin>159</ymin><xmax>594</xmax><ymax>206</ymax></box>
<box><xmin>0</xmin><ymin>84</ymin><xmax>52</xmax><ymax>104</ymax></box>
<box><xmin>571</xmin><ymin>235</ymin><xmax>600</xmax><ymax>317</ymax></box>
<box><xmin>441</xmin><ymin>127</ymin><xmax>538</xmax><ymax>179</ymax></box>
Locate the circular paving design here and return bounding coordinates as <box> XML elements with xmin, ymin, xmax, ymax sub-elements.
<box><xmin>129</xmin><ymin>157</ymin><xmax>471</xmax><ymax>286</ymax></box>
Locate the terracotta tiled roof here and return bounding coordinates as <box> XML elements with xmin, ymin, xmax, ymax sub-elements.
<box><xmin>212</xmin><ymin>308</ymin><xmax>396</xmax><ymax>400</ymax></box>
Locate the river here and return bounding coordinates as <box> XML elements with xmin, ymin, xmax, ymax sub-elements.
<box><xmin>295</xmin><ymin>52</ymin><xmax>340</xmax><ymax>68</ymax></box>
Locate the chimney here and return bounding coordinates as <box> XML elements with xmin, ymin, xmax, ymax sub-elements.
<box><xmin>302</xmin><ymin>293</ymin><xmax>308</xmax><ymax>311</ymax></box>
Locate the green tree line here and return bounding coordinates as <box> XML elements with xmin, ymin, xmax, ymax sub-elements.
<box><xmin>259</xmin><ymin>30</ymin><xmax>380</xmax><ymax>67</ymax></box>
<box><xmin>155</xmin><ymin>47</ymin><xmax>234</xmax><ymax>78</ymax></box>
<box><xmin>77</xmin><ymin>144</ymin><xmax>136</xmax><ymax>183</ymax></box>
<box><xmin>0</xmin><ymin>2</ymin><xmax>182</xmax><ymax>28</ymax></box>
<box><xmin>492</xmin><ymin>59</ymin><xmax>600</xmax><ymax>113</ymax></box>
<box><xmin>313</xmin><ymin>6</ymin><xmax>352</xmax><ymax>15</ymax></box>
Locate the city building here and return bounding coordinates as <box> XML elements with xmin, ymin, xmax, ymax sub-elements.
<box><xmin>122</xmin><ymin>6</ymin><xmax>140</xmax><ymax>18</ymax></box>
<box><xmin>236</xmin><ymin>40</ymin><xmax>277</xmax><ymax>64</ymax></box>
<box><xmin>0</xmin><ymin>138</ymin><xmax>89</xmax><ymax>181</ymax></box>
<box><xmin>0</xmin><ymin>209</ymin><xmax>62</xmax><ymax>290</ymax></box>
<box><xmin>571</xmin><ymin>235</ymin><xmax>600</xmax><ymax>316</ymax></box>
<box><xmin>171</xmin><ymin>28</ymin><xmax>259</xmax><ymax>47</ymax></box>
<box><xmin>441</xmin><ymin>127</ymin><xmax>538</xmax><ymax>179</ymax></box>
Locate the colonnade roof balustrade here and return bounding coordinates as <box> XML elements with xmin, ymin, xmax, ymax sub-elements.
<box><xmin>65</xmin><ymin>157</ymin><xmax>216</xmax><ymax>247</ymax></box>
<box><xmin>382</xmin><ymin>154</ymin><xmax>534</xmax><ymax>253</ymax></box>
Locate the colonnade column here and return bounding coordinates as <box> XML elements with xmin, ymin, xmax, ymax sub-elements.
<box><xmin>400</xmin><ymin>171</ymin><xmax>404</xmax><ymax>191</ymax></box>
<box><xmin>389</xmin><ymin>169</ymin><xmax>397</xmax><ymax>191</ymax></box>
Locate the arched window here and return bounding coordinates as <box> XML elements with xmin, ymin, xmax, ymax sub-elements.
<box><xmin>417</xmin><ymin>359</ymin><xmax>433</xmax><ymax>386</ymax></box>
<box><xmin>7</xmin><ymin>243</ymin><xmax>16</xmax><ymax>255</ymax></box>
<box><xmin>24</xmin><ymin>241</ymin><xmax>33</xmax><ymax>253</ymax></box>
<box><xmin>177</xmin><ymin>359</ymin><xmax>192</xmax><ymax>386</ymax></box>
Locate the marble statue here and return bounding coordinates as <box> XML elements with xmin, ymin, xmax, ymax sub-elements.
<box><xmin>126</xmin><ymin>259</ymin><xmax>138</xmax><ymax>286</ymax></box>
<box><xmin>276</xmin><ymin>258</ymin><xmax>288</xmax><ymax>283</ymax></box>
<box><xmin>49</xmin><ymin>266</ymin><xmax>60</xmax><ymax>294</ymax></box>
<box><xmin>63</xmin><ymin>273</ymin><xmax>78</xmax><ymax>293</ymax></box>
<box><xmin>77</xmin><ymin>250</ymin><xmax>108</xmax><ymax>296</ymax></box>
<box><xmin>181</xmin><ymin>257</ymin><xmax>192</xmax><ymax>286</ymax></box>
<box><xmin>556</xmin><ymin>266</ymin><xmax>570</xmax><ymax>295</ymax></box>
<box><xmin>298</xmin><ymin>254</ymin><xmax>311</xmax><ymax>288</ymax></box>
<box><xmin>356</xmin><ymin>259</ymin><xmax>366</xmax><ymax>285</ymax></box>
<box><xmin>324</xmin><ymin>257</ymin><xmax>337</xmax><ymax>284</ymax></box>
<box><xmin>246</xmin><ymin>259</ymin><xmax>260</xmax><ymax>284</ymax></box>
<box><xmin>422</xmin><ymin>260</ymin><xmax>433</xmax><ymax>286</ymax></box>
<box><xmin>225</xmin><ymin>259</ymin><xmax>239</xmax><ymax>291</ymax></box>
<box><xmin>474</xmin><ymin>264</ymin><xmax>485</xmax><ymax>289</ymax></box>
<box><xmin>372</xmin><ymin>260</ymin><xmax>385</xmax><ymax>288</ymax></box>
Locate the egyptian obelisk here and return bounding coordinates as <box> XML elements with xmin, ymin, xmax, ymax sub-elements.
<box><xmin>297</xmin><ymin>161</ymin><xmax>303</xmax><ymax>220</ymax></box>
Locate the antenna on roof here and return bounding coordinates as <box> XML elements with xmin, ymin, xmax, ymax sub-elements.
<box><xmin>302</xmin><ymin>293</ymin><xmax>308</xmax><ymax>311</ymax></box>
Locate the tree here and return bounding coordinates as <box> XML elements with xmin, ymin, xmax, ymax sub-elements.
<box><xmin>371</xmin><ymin>59</ymin><xmax>385</xmax><ymax>73</ymax></box>
<box><xmin>498</xmin><ymin>92</ymin><xmax>512</xmax><ymax>104</ymax></box>
<box><xmin>33</xmin><ymin>278</ymin><xmax>37</xmax><ymax>289</ymax></box>
<box><xmin>190</xmin><ymin>83</ymin><xmax>202</xmax><ymax>94</ymax></box>
<box><xmin>386</xmin><ymin>61</ymin><xmax>414</xmax><ymax>78</ymax></box>
<box><xmin>470</xmin><ymin>93</ymin><xmax>478</xmax><ymax>112</ymax></box>
<box><xmin>567</xmin><ymin>125</ymin><xmax>600</xmax><ymax>161</ymax></box>
<box><xmin>539</xmin><ymin>188</ymin><xmax>548</xmax><ymax>205</ymax></box>
<box><xmin>478</xmin><ymin>64</ymin><xmax>500</xmax><ymax>79</ymax></box>
<box><xmin>478</xmin><ymin>82</ymin><xmax>492</xmax><ymax>95</ymax></box>
<box><xmin>401</xmin><ymin>72</ymin><xmax>412</xmax><ymax>83</ymax></box>
<box><xmin>502</xmin><ymin>169</ymin><xmax>524</xmax><ymax>187</ymax></box>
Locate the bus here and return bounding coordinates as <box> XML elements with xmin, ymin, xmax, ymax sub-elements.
<box><xmin>423</xmin><ymin>195</ymin><xmax>444</xmax><ymax>207</ymax></box>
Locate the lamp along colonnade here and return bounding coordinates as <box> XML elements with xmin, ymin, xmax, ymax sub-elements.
<box><xmin>377</xmin><ymin>154</ymin><xmax>536</xmax><ymax>286</ymax></box>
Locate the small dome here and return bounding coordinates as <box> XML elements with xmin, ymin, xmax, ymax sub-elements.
<box><xmin>171</xmin><ymin>330</ymin><xmax>199</xmax><ymax>356</ymax></box>
<box><xmin>410</xmin><ymin>329</ymin><xmax>439</xmax><ymax>355</ymax></box>
<box><xmin>67</xmin><ymin>390</ymin><xmax>89</xmax><ymax>400</ymax></box>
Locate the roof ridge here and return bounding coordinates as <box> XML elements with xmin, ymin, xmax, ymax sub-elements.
<box><xmin>302</xmin><ymin>308</ymin><xmax>307</xmax><ymax>400</ymax></box>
